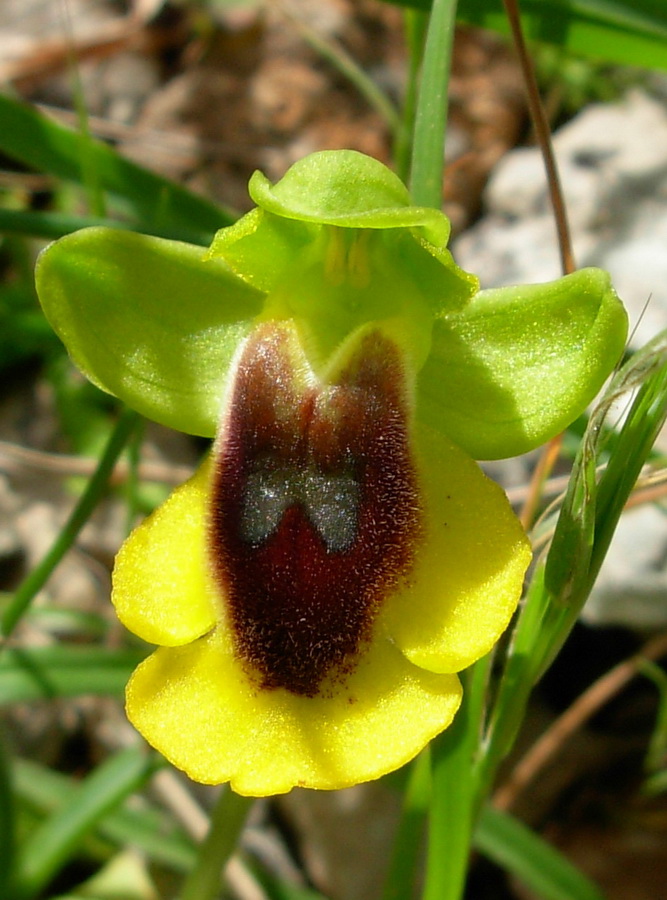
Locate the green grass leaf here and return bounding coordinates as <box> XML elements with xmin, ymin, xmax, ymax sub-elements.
<box><xmin>1</xmin><ymin>408</ymin><xmax>139</xmax><ymax>640</ymax></box>
<box><xmin>476</xmin><ymin>805</ymin><xmax>606</xmax><ymax>900</ymax></box>
<box><xmin>0</xmin><ymin>95</ymin><xmax>232</xmax><ymax>242</ymax></box>
<box><xmin>0</xmin><ymin>646</ymin><xmax>145</xmax><ymax>703</ymax></box>
<box><xmin>14</xmin><ymin>759</ymin><xmax>195</xmax><ymax>873</ymax></box>
<box><xmin>0</xmin><ymin>207</ymin><xmax>214</xmax><ymax>246</ymax></box>
<box><xmin>380</xmin><ymin>0</ymin><xmax>667</xmax><ymax>70</ymax></box>
<box><xmin>13</xmin><ymin>747</ymin><xmax>157</xmax><ymax>900</ymax></box>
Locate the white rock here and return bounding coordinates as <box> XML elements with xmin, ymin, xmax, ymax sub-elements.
<box><xmin>582</xmin><ymin>505</ymin><xmax>667</xmax><ymax>630</ymax></box>
<box><xmin>454</xmin><ymin>89</ymin><xmax>667</xmax><ymax>342</ymax></box>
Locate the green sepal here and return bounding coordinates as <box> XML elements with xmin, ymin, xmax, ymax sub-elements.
<box><xmin>417</xmin><ymin>268</ymin><xmax>629</xmax><ymax>459</ymax></box>
<box><xmin>248</xmin><ymin>149</ymin><xmax>451</xmax><ymax>246</ymax></box>
<box><xmin>36</xmin><ymin>227</ymin><xmax>265</xmax><ymax>437</ymax></box>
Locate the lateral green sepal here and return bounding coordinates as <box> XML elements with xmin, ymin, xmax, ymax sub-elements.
<box><xmin>36</xmin><ymin>227</ymin><xmax>265</xmax><ymax>436</ymax></box>
<box><xmin>248</xmin><ymin>150</ymin><xmax>452</xmax><ymax>247</ymax></box>
<box><xmin>417</xmin><ymin>268</ymin><xmax>629</xmax><ymax>459</ymax></box>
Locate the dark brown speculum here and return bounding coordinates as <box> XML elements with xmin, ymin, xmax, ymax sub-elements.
<box><xmin>209</xmin><ymin>322</ymin><xmax>420</xmax><ymax>696</ymax></box>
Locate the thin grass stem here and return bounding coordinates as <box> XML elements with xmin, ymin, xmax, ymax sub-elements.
<box><xmin>502</xmin><ymin>0</ymin><xmax>574</xmax><ymax>275</ymax></box>
<box><xmin>1</xmin><ymin>408</ymin><xmax>139</xmax><ymax>642</ymax></box>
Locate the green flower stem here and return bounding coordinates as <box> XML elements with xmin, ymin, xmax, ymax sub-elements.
<box><xmin>382</xmin><ymin>749</ymin><xmax>431</xmax><ymax>900</ymax></box>
<box><xmin>423</xmin><ymin>657</ymin><xmax>490</xmax><ymax>900</ymax></box>
<box><xmin>409</xmin><ymin>0</ymin><xmax>459</xmax><ymax>208</ymax></box>
<box><xmin>124</xmin><ymin>417</ymin><xmax>144</xmax><ymax>536</ymax></box>
<box><xmin>179</xmin><ymin>789</ymin><xmax>253</xmax><ymax>900</ymax></box>
<box><xmin>0</xmin><ymin>407</ymin><xmax>139</xmax><ymax>642</ymax></box>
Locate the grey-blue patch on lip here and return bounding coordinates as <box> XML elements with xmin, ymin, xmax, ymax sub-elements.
<box><xmin>240</xmin><ymin>459</ymin><xmax>360</xmax><ymax>553</ymax></box>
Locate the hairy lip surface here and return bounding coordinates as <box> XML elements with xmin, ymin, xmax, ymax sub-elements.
<box><xmin>209</xmin><ymin>322</ymin><xmax>421</xmax><ymax>697</ymax></box>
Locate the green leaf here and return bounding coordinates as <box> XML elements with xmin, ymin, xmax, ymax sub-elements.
<box><xmin>380</xmin><ymin>0</ymin><xmax>667</xmax><ymax>71</ymax></box>
<box><xmin>417</xmin><ymin>268</ymin><xmax>628</xmax><ymax>459</ymax></box>
<box><xmin>409</xmin><ymin>0</ymin><xmax>458</xmax><ymax>208</ymax></box>
<box><xmin>0</xmin><ymin>207</ymin><xmax>213</xmax><ymax>246</ymax></box>
<box><xmin>0</xmin><ymin>646</ymin><xmax>145</xmax><ymax>704</ymax></box>
<box><xmin>542</xmin><ymin>330</ymin><xmax>667</xmax><ymax>671</ymax></box>
<box><xmin>0</xmin><ymin>94</ymin><xmax>230</xmax><ymax>241</ymax></box>
<box><xmin>36</xmin><ymin>228</ymin><xmax>265</xmax><ymax>437</ymax></box>
<box><xmin>476</xmin><ymin>805</ymin><xmax>606</xmax><ymax>900</ymax></box>
<box><xmin>13</xmin><ymin>748</ymin><xmax>156</xmax><ymax>900</ymax></box>
<box><xmin>14</xmin><ymin>759</ymin><xmax>195</xmax><ymax>873</ymax></box>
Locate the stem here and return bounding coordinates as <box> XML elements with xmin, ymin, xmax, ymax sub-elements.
<box><xmin>502</xmin><ymin>0</ymin><xmax>575</xmax><ymax>275</ymax></box>
<box><xmin>409</xmin><ymin>0</ymin><xmax>459</xmax><ymax>208</ymax></box>
<box><xmin>179</xmin><ymin>789</ymin><xmax>253</xmax><ymax>900</ymax></box>
<box><xmin>382</xmin><ymin>749</ymin><xmax>431</xmax><ymax>900</ymax></box>
<box><xmin>422</xmin><ymin>658</ymin><xmax>490</xmax><ymax>900</ymax></box>
<box><xmin>1</xmin><ymin>408</ymin><xmax>139</xmax><ymax>641</ymax></box>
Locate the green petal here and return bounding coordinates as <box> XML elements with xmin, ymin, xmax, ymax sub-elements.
<box><xmin>112</xmin><ymin>461</ymin><xmax>217</xmax><ymax>646</ymax></box>
<box><xmin>126</xmin><ymin>626</ymin><xmax>461</xmax><ymax>795</ymax></box>
<box><xmin>417</xmin><ymin>268</ymin><xmax>629</xmax><ymax>459</ymax></box>
<box><xmin>385</xmin><ymin>423</ymin><xmax>531</xmax><ymax>673</ymax></box>
<box><xmin>35</xmin><ymin>227</ymin><xmax>265</xmax><ymax>436</ymax></box>
<box><xmin>206</xmin><ymin>208</ymin><xmax>317</xmax><ymax>293</ymax></box>
<box><xmin>248</xmin><ymin>149</ymin><xmax>451</xmax><ymax>246</ymax></box>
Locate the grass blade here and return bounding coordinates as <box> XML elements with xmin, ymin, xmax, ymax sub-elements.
<box><xmin>382</xmin><ymin>0</ymin><xmax>667</xmax><ymax>70</ymax></box>
<box><xmin>409</xmin><ymin>0</ymin><xmax>459</xmax><ymax>207</ymax></box>
<box><xmin>476</xmin><ymin>806</ymin><xmax>605</xmax><ymax>900</ymax></box>
<box><xmin>14</xmin><ymin>759</ymin><xmax>195</xmax><ymax>873</ymax></box>
<box><xmin>0</xmin><ymin>95</ymin><xmax>231</xmax><ymax>240</ymax></box>
<box><xmin>13</xmin><ymin>747</ymin><xmax>157</xmax><ymax>900</ymax></box>
<box><xmin>1</xmin><ymin>408</ymin><xmax>138</xmax><ymax>640</ymax></box>
<box><xmin>382</xmin><ymin>750</ymin><xmax>430</xmax><ymax>900</ymax></box>
<box><xmin>0</xmin><ymin>735</ymin><xmax>16</xmax><ymax>898</ymax></box>
<box><xmin>0</xmin><ymin>208</ymin><xmax>213</xmax><ymax>245</ymax></box>
<box><xmin>0</xmin><ymin>645</ymin><xmax>144</xmax><ymax>703</ymax></box>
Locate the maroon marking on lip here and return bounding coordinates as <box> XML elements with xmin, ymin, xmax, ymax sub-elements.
<box><xmin>208</xmin><ymin>322</ymin><xmax>420</xmax><ymax>697</ymax></box>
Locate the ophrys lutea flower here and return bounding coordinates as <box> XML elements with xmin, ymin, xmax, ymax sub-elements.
<box><xmin>36</xmin><ymin>150</ymin><xmax>628</xmax><ymax>795</ymax></box>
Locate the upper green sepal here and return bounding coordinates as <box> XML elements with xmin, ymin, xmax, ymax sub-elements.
<box><xmin>249</xmin><ymin>150</ymin><xmax>450</xmax><ymax>243</ymax></box>
<box><xmin>417</xmin><ymin>267</ymin><xmax>629</xmax><ymax>459</ymax></box>
<box><xmin>35</xmin><ymin>227</ymin><xmax>264</xmax><ymax>437</ymax></box>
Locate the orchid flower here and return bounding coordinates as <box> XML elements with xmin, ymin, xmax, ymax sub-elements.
<box><xmin>36</xmin><ymin>150</ymin><xmax>627</xmax><ymax>795</ymax></box>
